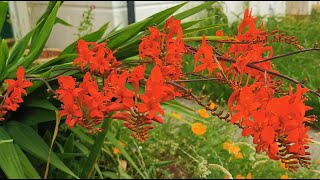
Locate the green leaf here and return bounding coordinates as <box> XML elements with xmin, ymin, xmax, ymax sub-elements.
<box><xmin>18</xmin><ymin>108</ymin><xmax>56</xmax><ymax>126</ymax></box>
<box><xmin>60</xmin><ymin>22</ymin><xmax>109</xmax><ymax>56</ymax></box>
<box><xmin>151</xmin><ymin>159</ymin><xmax>178</xmax><ymax>167</ymax></box>
<box><xmin>24</xmin><ymin>99</ymin><xmax>58</xmax><ymax>111</ymax></box>
<box><xmin>0</xmin><ymin>39</ymin><xmax>9</xmax><ymax>77</ymax></box>
<box><xmin>106</xmin><ymin>19</ymin><xmax>151</xmax><ymax>50</ymax></box>
<box><xmin>14</xmin><ymin>144</ymin><xmax>41</xmax><ymax>179</ymax></box>
<box><xmin>28</xmin><ymin>54</ymin><xmax>78</xmax><ymax>74</ymax></box>
<box><xmin>58</xmin><ymin>153</ymin><xmax>87</xmax><ymax>159</ymax></box>
<box><xmin>145</xmin><ymin>2</ymin><xmax>187</xmax><ymax>27</ymax></box>
<box><xmin>183</xmin><ymin>24</ymin><xmax>225</xmax><ymax>36</ymax></box>
<box><xmin>181</xmin><ymin>18</ymin><xmax>211</xmax><ymax>30</ymax></box>
<box><xmin>106</xmin><ymin>132</ymin><xmax>147</xmax><ymax>179</ymax></box>
<box><xmin>69</xmin><ymin>125</ymin><xmax>94</xmax><ymax>145</ymax></box>
<box><xmin>80</xmin><ymin>116</ymin><xmax>113</xmax><ymax>178</ymax></box>
<box><xmin>64</xmin><ymin>133</ymin><xmax>75</xmax><ymax>153</ymax></box>
<box><xmin>6</xmin><ymin>27</ymin><xmax>37</xmax><ymax>66</ymax></box>
<box><xmin>55</xmin><ymin>17</ymin><xmax>74</xmax><ymax>27</ymax></box>
<box><xmin>183</xmin><ymin>35</ymin><xmax>236</xmax><ymax>42</ymax></box>
<box><xmin>0</xmin><ymin>127</ymin><xmax>25</xmax><ymax>178</ymax></box>
<box><xmin>5</xmin><ymin>121</ymin><xmax>79</xmax><ymax>179</ymax></box>
<box><xmin>0</xmin><ymin>1</ymin><xmax>8</xmax><ymax>34</ymax></box>
<box><xmin>174</xmin><ymin>1</ymin><xmax>216</xmax><ymax>20</ymax></box>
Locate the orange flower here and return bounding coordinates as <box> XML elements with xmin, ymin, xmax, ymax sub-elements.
<box><xmin>230</xmin><ymin>145</ymin><xmax>241</xmax><ymax>154</ymax></box>
<box><xmin>113</xmin><ymin>141</ymin><xmax>125</xmax><ymax>155</ymax></box>
<box><xmin>223</xmin><ymin>142</ymin><xmax>232</xmax><ymax>150</ymax></box>
<box><xmin>209</xmin><ymin>102</ymin><xmax>216</xmax><ymax>110</ymax></box>
<box><xmin>198</xmin><ymin>109</ymin><xmax>209</xmax><ymax>118</ymax></box>
<box><xmin>192</xmin><ymin>123</ymin><xmax>207</xmax><ymax>136</ymax></box>
<box><xmin>317</xmin><ymin>160</ymin><xmax>320</xmax><ymax>165</ymax></box>
<box><xmin>236</xmin><ymin>174</ymin><xmax>245</xmax><ymax>179</ymax></box>
<box><xmin>172</xmin><ymin>112</ymin><xmax>181</xmax><ymax>119</ymax></box>
<box><xmin>234</xmin><ymin>152</ymin><xmax>243</xmax><ymax>159</ymax></box>
<box><xmin>246</xmin><ymin>172</ymin><xmax>252</xmax><ymax>179</ymax></box>
<box><xmin>280</xmin><ymin>162</ymin><xmax>287</xmax><ymax>170</ymax></box>
<box><xmin>280</xmin><ymin>174</ymin><xmax>288</xmax><ymax>179</ymax></box>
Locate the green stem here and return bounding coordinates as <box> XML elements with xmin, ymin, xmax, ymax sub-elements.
<box><xmin>80</xmin><ymin>114</ymin><xmax>113</xmax><ymax>178</ymax></box>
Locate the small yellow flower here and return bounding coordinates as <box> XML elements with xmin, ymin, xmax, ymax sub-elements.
<box><xmin>280</xmin><ymin>174</ymin><xmax>288</xmax><ymax>179</ymax></box>
<box><xmin>209</xmin><ymin>102</ymin><xmax>216</xmax><ymax>110</ymax></box>
<box><xmin>234</xmin><ymin>152</ymin><xmax>243</xmax><ymax>159</ymax></box>
<box><xmin>246</xmin><ymin>172</ymin><xmax>252</xmax><ymax>179</ymax></box>
<box><xmin>172</xmin><ymin>112</ymin><xmax>181</xmax><ymax>119</ymax></box>
<box><xmin>224</xmin><ymin>175</ymin><xmax>230</xmax><ymax>179</ymax></box>
<box><xmin>230</xmin><ymin>145</ymin><xmax>241</xmax><ymax>154</ymax></box>
<box><xmin>235</xmin><ymin>174</ymin><xmax>245</xmax><ymax>179</ymax></box>
<box><xmin>113</xmin><ymin>141</ymin><xmax>125</xmax><ymax>155</ymax></box>
<box><xmin>198</xmin><ymin>109</ymin><xmax>209</xmax><ymax>118</ymax></box>
<box><xmin>192</xmin><ymin>123</ymin><xmax>207</xmax><ymax>136</ymax></box>
<box><xmin>223</xmin><ymin>142</ymin><xmax>232</xmax><ymax>150</ymax></box>
<box><xmin>280</xmin><ymin>162</ymin><xmax>287</xmax><ymax>170</ymax></box>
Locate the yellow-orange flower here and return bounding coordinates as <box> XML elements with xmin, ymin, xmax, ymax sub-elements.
<box><xmin>172</xmin><ymin>112</ymin><xmax>182</xmax><ymax>119</ymax></box>
<box><xmin>317</xmin><ymin>160</ymin><xmax>320</xmax><ymax>165</ymax></box>
<box><xmin>198</xmin><ymin>109</ymin><xmax>209</xmax><ymax>118</ymax></box>
<box><xmin>246</xmin><ymin>172</ymin><xmax>252</xmax><ymax>179</ymax></box>
<box><xmin>236</xmin><ymin>174</ymin><xmax>245</xmax><ymax>179</ymax></box>
<box><xmin>192</xmin><ymin>123</ymin><xmax>207</xmax><ymax>136</ymax></box>
<box><xmin>234</xmin><ymin>152</ymin><xmax>243</xmax><ymax>159</ymax></box>
<box><xmin>209</xmin><ymin>102</ymin><xmax>215</xmax><ymax>110</ymax></box>
<box><xmin>230</xmin><ymin>145</ymin><xmax>241</xmax><ymax>154</ymax></box>
<box><xmin>113</xmin><ymin>141</ymin><xmax>125</xmax><ymax>155</ymax></box>
<box><xmin>280</xmin><ymin>174</ymin><xmax>288</xmax><ymax>179</ymax></box>
<box><xmin>280</xmin><ymin>162</ymin><xmax>287</xmax><ymax>170</ymax></box>
<box><xmin>223</xmin><ymin>142</ymin><xmax>232</xmax><ymax>150</ymax></box>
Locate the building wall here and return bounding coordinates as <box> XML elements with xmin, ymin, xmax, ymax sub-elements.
<box><xmin>9</xmin><ymin>1</ymin><xmax>320</xmax><ymax>49</ymax></box>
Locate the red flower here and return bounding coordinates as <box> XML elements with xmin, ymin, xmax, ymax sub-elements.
<box><xmin>193</xmin><ymin>35</ymin><xmax>218</xmax><ymax>76</ymax></box>
<box><xmin>4</xmin><ymin>66</ymin><xmax>32</xmax><ymax>95</ymax></box>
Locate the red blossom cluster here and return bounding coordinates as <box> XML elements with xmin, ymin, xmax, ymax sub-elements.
<box><xmin>0</xmin><ymin>66</ymin><xmax>32</xmax><ymax>119</ymax></box>
<box><xmin>139</xmin><ymin>16</ymin><xmax>186</xmax><ymax>81</ymax></box>
<box><xmin>57</xmin><ymin>18</ymin><xmax>184</xmax><ymax>140</ymax></box>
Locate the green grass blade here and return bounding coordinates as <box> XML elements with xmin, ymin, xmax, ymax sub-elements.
<box><xmin>183</xmin><ymin>35</ymin><xmax>236</xmax><ymax>42</ymax></box>
<box><xmin>145</xmin><ymin>2</ymin><xmax>187</xmax><ymax>27</ymax></box>
<box><xmin>106</xmin><ymin>19</ymin><xmax>151</xmax><ymax>50</ymax></box>
<box><xmin>80</xmin><ymin>116</ymin><xmax>113</xmax><ymax>178</ymax></box>
<box><xmin>0</xmin><ymin>1</ymin><xmax>8</xmax><ymax>34</ymax></box>
<box><xmin>0</xmin><ymin>39</ymin><xmax>9</xmax><ymax>77</ymax></box>
<box><xmin>174</xmin><ymin>1</ymin><xmax>216</xmax><ymax>20</ymax></box>
<box><xmin>55</xmin><ymin>17</ymin><xmax>74</xmax><ymax>27</ymax></box>
<box><xmin>183</xmin><ymin>24</ymin><xmax>225</xmax><ymax>36</ymax></box>
<box><xmin>0</xmin><ymin>127</ymin><xmax>25</xmax><ymax>178</ymax></box>
<box><xmin>6</xmin><ymin>26</ymin><xmax>37</xmax><ymax>66</ymax></box>
<box><xmin>5</xmin><ymin>121</ymin><xmax>79</xmax><ymax>179</ymax></box>
<box><xmin>106</xmin><ymin>132</ymin><xmax>147</xmax><ymax>179</ymax></box>
<box><xmin>14</xmin><ymin>144</ymin><xmax>41</xmax><ymax>179</ymax></box>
